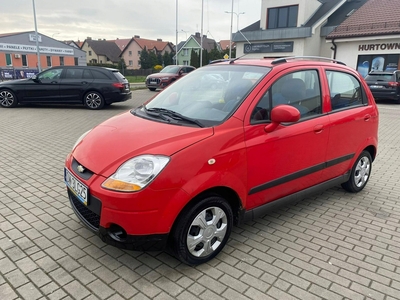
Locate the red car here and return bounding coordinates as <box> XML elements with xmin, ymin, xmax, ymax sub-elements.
<box><xmin>65</xmin><ymin>56</ymin><xmax>379</xmax><ymax>265</ymax></box>
<box><xmin>145</xmin><ymin>65</ymin><xmax>195</xmax><ymax>91</ymax></box>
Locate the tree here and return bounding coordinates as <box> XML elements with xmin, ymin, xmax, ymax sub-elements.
<box><xmin>190</xmin><ymin>49</ymin><xmax>199</xmax><ymax>68</ymax></box>
<box><xmin>117</xmin><ymin>58</ymin><xmax>127</xmax><ymax>75</ymax></box>
<box><xmin>139</xmin><ymin>47</ymin><xmax>151</xmax><ymax>69</ymax></box>
<box><xmin>157</xmin><ymin>53</ymin><xmax>163</xmax><ymax>66</ymax></box>
<box><xmin>163</xmin><ymin>51</ymin><xmax>172</xmax><ymax>66</ymax></box>
<box><xmin>149</xmin><ymin>51</ymin><xmax>158</xmax><ymax>68</ymax></box>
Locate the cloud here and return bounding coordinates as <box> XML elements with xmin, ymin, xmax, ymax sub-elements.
<box><xmin>1</xmin><ymin>0</ymin><xmax>261</xmax><ymax>43</ymax></box>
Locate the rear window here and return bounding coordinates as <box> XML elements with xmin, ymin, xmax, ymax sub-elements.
<box><xmin>365</xmin><ymin>74</ymin><xmax>394</xmax><ymax>81</ymax></box>
<box><xmin>113</xmin><ymin>71</ymin><xmax>126</xmax><ymax>82</ymax></box>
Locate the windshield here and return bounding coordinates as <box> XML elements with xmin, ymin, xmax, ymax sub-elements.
<box><xmin>139</xmin><ymin>64</ymin><xmax>270</xmax><ymax>126</ymax></box>
<box><xmin>365</xmin><ymin>74</ymin><xmax>394</xmax><ymax>81</ymax></box>
<box><xmin>160</xmin><ymin>65</ymin><xmax>180</xmax><ymax>74</ymax></box>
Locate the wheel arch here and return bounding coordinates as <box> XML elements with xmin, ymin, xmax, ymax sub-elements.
<box><xmin>169</xmin><ymin>186</ymin><xmax>244</xmax><ymax>238</ymax></box>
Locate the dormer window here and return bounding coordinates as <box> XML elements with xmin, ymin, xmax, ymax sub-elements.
<box><xmin>267</xmin><ymin>5</ymin><xmax>298</xmax><ymax>29</ymax></box>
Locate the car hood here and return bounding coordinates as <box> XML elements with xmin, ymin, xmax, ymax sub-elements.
<box><xmin>0</xmin><ymin>78</ymin><xmax>31</xmax><ymax>85</ymax></box>
<box><xmin>148</xmin><ymin>73</ymin><xmax>177</xmax><ymax>79</ymax></box>
<box><xmin>72</xmin><ymin>111</ymin><xmax>214</xmax><ymax>176</ymax></box>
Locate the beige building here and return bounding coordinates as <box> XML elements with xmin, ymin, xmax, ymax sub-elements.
<box><xmin>80</xmin><ymin>38</ymin><xmax>121</xmax><ymax>65</ymax></box>
<box><xmin>119</xmin><ymin>36</ymin><xmax>174</xmax><ymax>69</ymax></box>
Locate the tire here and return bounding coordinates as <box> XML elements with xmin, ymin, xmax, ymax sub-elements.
<box><xmin>170</xmin><ymin>195</ymin><xmax>233</xmax><ymax>265</ymax></box>
<box><xmin>341</xmin><ymin>150</ymin><xmax>372</xmax><ymax>193</ymax></box>
<box><xmin>84</xmin><ymin>91</ymin><xmax>104</xmax><ymax>110</ymax></box>
<box><xmin>148</xmin><ymin>88</ymin><xmax>156</xmax><ymax>91</ymax></box>
<box><xmin>0</xmin><ymin>89</ymin><xmax>18</xmax><ymax>108</ymax></box>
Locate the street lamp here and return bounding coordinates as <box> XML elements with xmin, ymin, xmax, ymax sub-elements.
<box><xmin>181</xmin><ymin>29</ymin><xmax>188</xmax><ymax>40</ymax></box>
<box><xmin>32</xmin><ymin>0</ymin><xmax>41</xmax><ymax>72</ymax></box>
<box><xmin>225</xmin><ymin>10</ymin><xmax>245</xmax><ymax>59</ymax></box>
<box><xmin>52</xmin><ymin>32</ymin><xmax>60</xmax><ymax>39</ymax></box>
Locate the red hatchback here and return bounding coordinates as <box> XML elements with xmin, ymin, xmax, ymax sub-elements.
<box><xmin>65</xmin><ymin>57</ymin><xmax>379</xmax><ymax>265</ymax></box>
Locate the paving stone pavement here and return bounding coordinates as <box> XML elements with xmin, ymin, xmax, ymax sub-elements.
<box><xmin>1</xmin><ymin>90</ymin><xmax>400</xmax><ymax>300</ymax></box>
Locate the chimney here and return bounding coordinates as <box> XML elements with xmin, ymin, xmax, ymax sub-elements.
<box><xmin>87</xmin><ymin>37</ymin><xmax>92</xmax><ymax>40</ymax></box>
<box><xmin>195</xmin><ymin>32</ymin><xmax>200</xmax><ymax>38</ymax></box>
<box><xmin>157</xmin><ymin>38</ymin><xmax>162</xmax><ymax>41</ymax></box>
<box><xmin>134</xmin><ymin>35</ymin><xmax>140</xmax><ymax>38</ymax></box>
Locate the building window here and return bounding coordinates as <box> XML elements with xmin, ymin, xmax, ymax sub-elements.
<box><xmin>60</xmin><ymin>56</ymin><xmax>64</xmax><ymax>66</ymax></box>
<box><xmin>138</xmin><ymin>51</ymin><xmax>141</xmax><ymax>55</ymax></box>
<box><xmin>46</xmin><ymin>56</ymin><xmax>52</xmax><ymax>67</ymax></box>
<box><xmin>129</xmin><ymin>50</ymin><xmax>132</xmax><ymax>56</ymax></box>
<box><xmin>22</xmin><ymin>55</ymin><xmax>28</xmax><ymax>67</ymax></box>
<box><xmin>74</xmin><ymin>57</ymin><xmax>78</xmax><ymax>66</ymax></box>
<box><xmin>138</xmin><ymin>60</ymin><xmax>141</xmax><ymax>66</ymax></box>
<box><xmin>129</xmin><ymin>60</ymin><xmax>133</xmax><ymax>66</ymax></box>
<box><xmin>183</xmin><ymin>60</ymin><xmax>189</xmax><ymax>65</ymax></box>
<box><xmin>267</xmin><ymin>5</ymin><xmax>298</xmax><ymax>29</ymax></box>
<box><xmin>183</xmin><ymin>49</ymin><xmax>189</xmax><ymax>56</ymax></box>
<box><xmin>89</xmin><ymin>50</ymin><xmax>92</xmax><ymax>56</ymax></box>
<box><xmin>5</xmin><ymin>53</ymin><xmax>12</xmax><ymax>66</ymax></box>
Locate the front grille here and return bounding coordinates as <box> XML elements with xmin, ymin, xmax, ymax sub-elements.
<box><xmin>147</xmin><ymin>78</ymin><xmax>160</xmax><ymax>84</ymax></box>
<box><xmin>69</xmin><ymin>191</ymin><xmax>100</xmax><ymax>231</ymax></box>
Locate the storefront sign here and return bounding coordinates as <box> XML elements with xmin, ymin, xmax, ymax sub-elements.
<box><xmin>0</xmin><ymin>43</ymin><xmax>74</xmax><ymax>55</ymax></box>
<box><xmin>358</xmin><ymin>43</ymin><xmax>400</xmax><ymax>51</ymax></box>
<box><xmin>29</xmin><ymin>34</ymin><xmax>42</xmax><ymax>43</ymax></box>
<box><xmin>244</xmin><ymin>42</ymin><xmax>294</xmax><ymax>53</ymax></box>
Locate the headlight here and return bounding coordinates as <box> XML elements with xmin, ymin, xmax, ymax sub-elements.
<box><xmin>160</xmin><ymin>77</ymin><xmax>170</xmax><ymax>80</ymax></box>
<box><xmin>72</xmin><ymin>129</ymin><xmax>91</xmax><ymax>151</ymax></box>
<box><xmin>102</xmin><ymin>155</ymin><xmax>170</xmax><ymax>192</ymax></box>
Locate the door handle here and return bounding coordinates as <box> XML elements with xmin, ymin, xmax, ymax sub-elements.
<box><xmin>81</xmin><ymin>81</ymin><xmax>88</xmax><ymax>85</ymax></box>
<box><xmin>364</xmin><ymin>114</ymin><xmax>371</xmax><ymax>121</ymax></box>
<box><xmin>314</xmin><ymin>124</ymin><xmax>324</xmax><ymax>133</ymax></box>
<box><xmin>51</xmin><ymin>81</ymin><xmax>58</xmax><ymax>84</ymax></box>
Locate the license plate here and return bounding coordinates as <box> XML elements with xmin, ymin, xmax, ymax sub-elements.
<box><xmin>370</xmin><ymin>85</ymin><xmax>383</xmax><ymax>88</ymax></box>
<box><xmin>151</xmin><ymin>80</ymin><xmax>157</xmax><ymax>83</ymax></box>
<box><xmin>64</xmin><ymin>168</ymin><xmax>88</xmax><ymax>205</ymax></box>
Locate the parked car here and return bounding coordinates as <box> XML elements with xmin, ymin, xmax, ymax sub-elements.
<box><xmin>364</xmin><ymin>70</ymin><xmax>400</xmax><ymax>103</ymax></box>
<box><xmin>65</xmin><ymin>56</ymin><xmax>379</xmax><ymax>265</ymax></box>
<box><xmin>145</xmin><ymin>65</ymin><xmax>195</xmax><ymax>91</ymax></box>
<box><xmin>0</xmin><ymin>66</ymin><xmax>131</xmax><ymax>109</ymax></box>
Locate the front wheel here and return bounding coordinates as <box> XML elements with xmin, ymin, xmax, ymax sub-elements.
<box><xmin>341</xmin><ymin>150</ymin><xmax>372</xmax><ymax>193</ymax></box>
<box><xmin>0</xmin><ymin>89</ymin><xmax>18</xmax><ymax>108</ymax></box>
<box><xmin>170</xmin><ymin>195</ymin><xmax>233</xmax><ymax>265</ymax></box>
<box><xmin>84</xmin><ymin>91</ymin><xmax>104</xmax><ymax>110</ymax></box>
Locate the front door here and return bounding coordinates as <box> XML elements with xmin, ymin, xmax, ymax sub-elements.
<box><xmin>244</xmin><ymin>68</ymin><xmax>330</xmax><ymax>209</ymax></box>
<box><xmin>22</xmin><ymin>68</ymin><xmax>62</xmax><ymax>103</ymax></box>
<box><xmin>58</xmin><ymin>68</ymin><xmax>94</xmax><ymax>103</ymax></box>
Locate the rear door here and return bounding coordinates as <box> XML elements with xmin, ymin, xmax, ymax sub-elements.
<box><xmin>322</xmin><ymin>67</ymin><xmax>378</xmax><ymax>178</ymax></box>
<box><xmin>59</xmin><ymin>68</ymin><xmax>94</xmax><ymax>103</ymax></box>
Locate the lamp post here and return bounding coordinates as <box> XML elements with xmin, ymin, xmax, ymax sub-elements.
<box><xmin>225</xmin><ymin>10</ymin><xmax>245</xmax><ymax>59</ymax></box>
<box><xmin>176</xmin><ymin>0</ymin><xmax>178</xmax><ymax>65</ymax></box>
<box><xmin>52</xmin><ymin>32</ymin><xmax>60</xmax><ymax>39</ymax></box>
<box><xmin>181</xmin><ymin>29</ymin><xmax>188</xmax><ymax>40</ymax></box>
<box><xmin>32</xmin><ymin>0</ymin><xmax>41</xmax><ymax>72</ymax></box>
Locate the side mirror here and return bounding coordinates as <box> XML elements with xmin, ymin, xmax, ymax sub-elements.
<box><xmin>264</xmin><ymin>105</ymin><xmax>300</xmax><ymax>133</ymax></box>
<box><xmin>31</xmin><ymin>75</ymin><xmax>39</xmax><ymax>82</ymax></box>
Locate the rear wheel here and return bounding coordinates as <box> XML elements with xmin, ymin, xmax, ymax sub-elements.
<box><xmin>170</xmin><ymin>195</ymin><xmax>233</xmax><ymax>265</ymax></box>
<box><xmin>0</xmin><ymin>89</ymin><xmax>18</xmax><ymax>108</ymax></box>
<box><xmin>84</xmin><ymin>91</ymin><xmax>104</xmax><ymax>110</ymax></box>
<box><xmin>341</xmin><ymin>150</ymin><xmax>372</xmax><ymax>193</ymax></box>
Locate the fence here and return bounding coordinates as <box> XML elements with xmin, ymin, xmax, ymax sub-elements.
<box><xmin>0</xmin><ymin>68</ymin><xmax>39</xmax><ymax>81</ymax></box>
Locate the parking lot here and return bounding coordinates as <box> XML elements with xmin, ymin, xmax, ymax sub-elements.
<box><xmin>1</xmin><ymin>89</ymin><xmax>400</xmax><ymax>300</ymax></box>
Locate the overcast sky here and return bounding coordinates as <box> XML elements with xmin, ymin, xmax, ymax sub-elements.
<box><xmin>2</xmin><ymin>0</ymin><xmax>261</xmax><ymax>44</ymax></box>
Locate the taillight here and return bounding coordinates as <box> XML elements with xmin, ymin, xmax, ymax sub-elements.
<box><xmin>112</xmin><ymin>82</ymin><xmax>125</xmax><ymax>89</ymax></box>
<box><xmin>388</xmin><ymin>82</ymin><xmax>399</xmax><ymax>87</ymax></box>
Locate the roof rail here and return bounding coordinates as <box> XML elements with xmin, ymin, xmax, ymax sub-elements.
<box><xmin>270</xmin><ymin>56</ymin><xmax>346</xmax><ymax>66</ymax></box>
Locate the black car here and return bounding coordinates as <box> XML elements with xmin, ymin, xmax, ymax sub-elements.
<box><xmin>364</xmin><ymin>71</ymin><xmax>400</xmax><ymax>103</ymax></box>
<box><xmin>0</xmin><ymin>66</ymin><xmax>131</xmax><ymax>109</ymax></box>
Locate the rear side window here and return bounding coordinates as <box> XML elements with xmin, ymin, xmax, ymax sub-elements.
<box><xmin>91</xmin><ymin>70</ymin><xmax>111</xmax><ymax>80</ymax></box>
<box><xmin>326</xmin><ymin>71</ymin><xmax>365</xmax><ymax>110</ymax></box>
<box><xmin>65</xmin><ymin>68</ymin><xmax>84</xmax><ymax>79</ymax></box>
<box><xmin>251</xmin><ymin>70</ymin><xmax>322</xmax><ymax>122</ymax></box>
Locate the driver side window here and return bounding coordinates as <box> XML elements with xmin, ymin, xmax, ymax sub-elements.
<box><xmin>38</xmin><ymin>68</ymin><xmax>63</xmax><ymax>81</ymax></box>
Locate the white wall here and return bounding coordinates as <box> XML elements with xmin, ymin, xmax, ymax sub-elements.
<box><xmin>334</xmin><ymin>36</ymin><xmax>400</xmax><ymax>70</ymax></box>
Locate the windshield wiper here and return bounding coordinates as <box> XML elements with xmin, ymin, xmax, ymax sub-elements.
<box><xmin>144</xmin><ymin>107</ymin><xmax>204</xmax><ymax>127</ymax></box>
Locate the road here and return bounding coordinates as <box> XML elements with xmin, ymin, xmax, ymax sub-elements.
<box><xmin>0</xmin><ymin>91</ymin><xmax>400</xmax><ymax>300</ymax></box>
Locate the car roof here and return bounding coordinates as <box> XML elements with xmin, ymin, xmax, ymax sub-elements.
<box><xmin>208</xmin><ymin>56</ymin><xmax>355</xmax><ymax>73</ymax></box>
<box><xmin>367</xmin><ymin>71</ymin><xmax>396</xmax><ymax>75</ymax></box>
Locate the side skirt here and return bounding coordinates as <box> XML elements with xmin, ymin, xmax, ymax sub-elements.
<box><xmin>242</xmin><ymin>172</ymin><xmax>351</xmax><ymax>223</ymax></box>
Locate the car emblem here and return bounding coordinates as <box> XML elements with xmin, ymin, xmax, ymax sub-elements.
<box><xmin>77</xmin><ymin>165</ymin><xmax>85</xmax><ymax>173</ymax></box>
